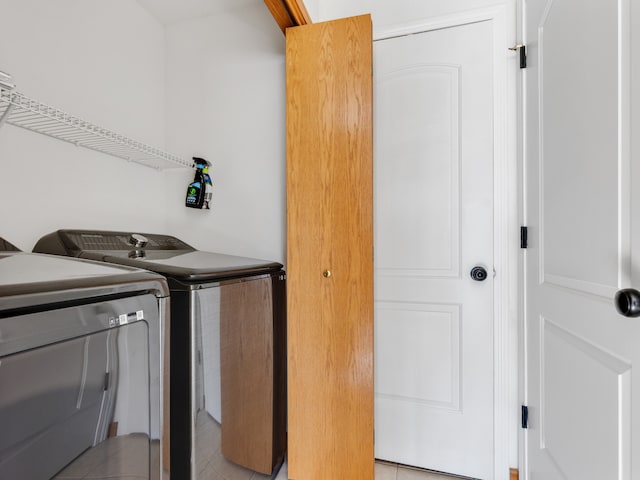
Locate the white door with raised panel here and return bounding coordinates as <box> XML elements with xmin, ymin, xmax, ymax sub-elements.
<box><xmin>524</xmin><ymin>0</ymin><xmax>640</xmax><ymax>479</ymax></box>
<box><xmin>374</xmin><ymin>20</ymin><xmax>495</xmax><ymax>479</ymax></box>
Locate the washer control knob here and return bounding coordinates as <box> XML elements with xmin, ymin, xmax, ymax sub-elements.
<box><xmin>129</xmin><ymin>234</ymin><xmax>148</xmax><ymax>249</ymax></box>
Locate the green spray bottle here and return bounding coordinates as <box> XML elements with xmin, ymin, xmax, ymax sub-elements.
<box><xmin>185</xmin><ymin>159</ymin><xmax>206</xmax><ymax>209</ymax></box>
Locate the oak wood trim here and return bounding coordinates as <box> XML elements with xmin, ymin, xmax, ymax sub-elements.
<box><xmin>510</xmin><ymin>468</ymin><xmax>519</xmax><ymax>480</ymax></box>
<box><xmin>264</xmin><ymin>0</ymin><xmax>312</xmax><ymax>34</ymax></box>
<box><xmin>283</xmin><ymin>0</ymin><xmax>312</xmax><ymax>25</ymax></box>
<box><xmin>264</xmin><ymin>0</ymin><xmax>294</xmax><ymax>33</ymax></box>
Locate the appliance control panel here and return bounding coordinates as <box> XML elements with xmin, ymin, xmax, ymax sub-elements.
<box><xmin>68</xmin><ymin>232</ymin><xmax>193</xmax><ymax>251</ymax></box>
<box><xmin>0</xmin><ymin>237</ymin><xmax>21</xmax><ymax>252</ymax></box>
<box><xmin>33</xmin><ymin>230</ymin><xmax>194</xmax><ymax>255</ymax></box>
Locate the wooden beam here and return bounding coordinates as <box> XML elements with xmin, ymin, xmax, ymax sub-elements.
<box><xmin>264</xmin><ymin>0</ymin><xmax>294</xmax><ymax>34</ymax></box>
<box><xmin>284</xmin><ymin>0</ymin><xmax>312</xmax><ymax>25</ymax></box>
<box><xmin>264</xmin><ymin>0</ymin><xmax>312</xmax><ymax>34</ymax></box>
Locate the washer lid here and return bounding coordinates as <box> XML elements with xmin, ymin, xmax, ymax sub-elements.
<box><xmin>33</xmin><ymin>230</ymin><xmax>283</xmax><ymax>283</ymax></box>
<box><xmin>81</xmin><ymin>250</ymin><xmax>283</xmax><ymax>283</ymax></box>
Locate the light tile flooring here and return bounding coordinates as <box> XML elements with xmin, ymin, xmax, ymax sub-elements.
<box><xmin>373</xmin><ymin>461</ymin><xmax>470</xmax><ymax>480</ymax></box>
<box><xmin>275</xmin><ymin>460</ymin><xmax>470</xmax><ymax>480</ymax></box>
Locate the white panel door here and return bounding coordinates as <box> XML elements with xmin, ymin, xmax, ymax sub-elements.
<box><xmin>374</xmin><ymin>21</ymin><xmax>494</xmax><ymax>479</ymax></box>
<box><xmin>524</xmin><ymin>0</ymin><xmax>639</xmax><ymax>478</ymax></box>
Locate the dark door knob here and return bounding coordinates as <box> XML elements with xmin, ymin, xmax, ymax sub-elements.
<box><xmin>470</xmin><ymin>266</ymin><xmax>488</xmax><ymax>282</ymax></box>
<box><xmin>615</xmin><ymin>288</ymin><xmax>640</xmax><ymax>317</ymax></box>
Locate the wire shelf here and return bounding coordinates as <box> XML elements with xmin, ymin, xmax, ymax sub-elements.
<box><xmin>0</xmin><ymin>87</ymin><xmax>193</xmax><ymax>170</ymax></box>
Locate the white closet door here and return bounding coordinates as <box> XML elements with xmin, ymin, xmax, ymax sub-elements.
<box><xmin>374</xmin><ymin>20</ymin><xmax>495</xmax><ymax>479</ymax></box>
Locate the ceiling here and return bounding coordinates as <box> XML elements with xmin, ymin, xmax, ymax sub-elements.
<box><xmin>136</xmin><ymin>0</ymin><xmax>262</xmax><ymax>25</ymax></box>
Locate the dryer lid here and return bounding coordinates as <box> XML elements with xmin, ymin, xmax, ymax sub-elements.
<box><xmin>0</xmin><ymin>253</ymin><xmax>169</xmax><ymax>309</ymax></box>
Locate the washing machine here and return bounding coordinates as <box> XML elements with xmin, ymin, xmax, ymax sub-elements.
<box><xmin>34</xmin><ymin>230</ymin><xmax>287</xmax><ymax>479</ymax></box>
<box><xmin>0</xmin><ymin>237</ymin><xmax>170</xmax><ymax>479</ymax></box>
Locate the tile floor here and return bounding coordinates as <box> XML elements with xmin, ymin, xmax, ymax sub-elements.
<box><xmin>374</xmin><ymin>461</ymin><xmax>470</xmax><ymax>480</ymax></box>
<box><xmin>275</xmin><ymin>460</ymin><xmax>470</xmax><ymax>480</ymax></box>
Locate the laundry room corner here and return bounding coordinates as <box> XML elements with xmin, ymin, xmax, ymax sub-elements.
<box><xmin>162</xmin><ymin>2</ymin><xmax>287</xmax><ymax>265</ymax></box>
<box><xmin>0</xmin><ymin>0</ymin><xmax>170</xmax><ymax>250</ymax></box>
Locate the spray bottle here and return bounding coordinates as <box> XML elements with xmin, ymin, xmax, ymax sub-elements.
<box><xmin>185</xmin><ymin>159</ymin><xmax>206</xmax><ymax>209</ymax></box>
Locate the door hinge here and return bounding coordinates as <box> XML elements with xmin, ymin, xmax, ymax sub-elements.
<box><xmin>509</xmin><ymin>44</ymin><xmax>527</xmax><ymax>68</ymax></box>
<box><xmin>103</xmin><ymin>372</ymin><xmax>110</xmax><ymax>391</ymax></box>
<box><xmin>521</xmin><ymin>405</ymin><xmax>529</xmax><ymax>429</ymax></box>
<box><xmin>520</xmin><ymin>226</ymin><xmax>528</xmax><ymax>249</ymax></box>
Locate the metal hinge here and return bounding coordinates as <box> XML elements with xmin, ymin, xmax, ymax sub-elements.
<box><xmin>520</xmin><ymin>226</ymin><xmax>528</xmax><ymax>249</ymax></box>
<box><xmin>521</xmin><ymin>405</ymin><xmax>529</xmax><ymax>429</ymax></box>
<box><xmin>509</xmin><ymin>44</ymin><xmax>527</xmax><ymax>68</ymax></box>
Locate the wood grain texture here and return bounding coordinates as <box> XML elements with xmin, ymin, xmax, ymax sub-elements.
<box><xmin>286</xmin><ymin>14</ymin><xmax>373</xmax><ymax>480</ymax></box>
<box><xmin>284</xmin><ymin>0</ymin><xmax>312</xmax><ymax>25</ymax></box>
<box><xmin>220</xmin><ymin>278</ymin><xmax>276</xmax><ymax>474</ymax></box>
<box><xmin>264</xmin><ymin>0</ymin><xmax>312</xmax><ymax>34</ymax></box>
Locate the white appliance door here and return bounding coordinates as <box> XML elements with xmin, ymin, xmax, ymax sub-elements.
<box><xmin>524</xmin><ymin>0</ymin><xmax>638</xmax><ymax>478</ymax></box>
<box><xmin>374</xmin><ymin>20</ymin><xmax>495</xmax><ymax>479</ymax></box>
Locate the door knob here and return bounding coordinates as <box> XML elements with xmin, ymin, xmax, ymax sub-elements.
<box><xmin>470</xmin><ymin>266</ymin><xmax>488</xmax><ymax>282</ymax></box>
<box><xmin>614</xmin><ymin>288</ymin><xmax>640</xmax><ymax>317</ymax></box>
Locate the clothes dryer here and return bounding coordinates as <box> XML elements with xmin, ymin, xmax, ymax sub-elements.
<box><xmin>0</xmin><ymin>238</ymin><xmax>169</xmax><ymax>479</ymax></box>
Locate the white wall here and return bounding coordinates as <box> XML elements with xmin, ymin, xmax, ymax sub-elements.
<box><xmin>303</xmin><ymin>0</ymin><xmax>321</xmax><ymax>22</ymax></box>
<box><xmin>163</xmin><ymin>3</ymin><xmax>286</xmax><ymax>264</ymax></box>
<box><xmin>314</xmin><ymin>0</ymin><xmax>515</xmax><ymax>30</ymax></box>
<box><xmin>0</xmin><ymin>0</ymin><xmax>167</xmax><ymax>251</ymax></box>
<box><xmin>0</xmin><ymin>0</ymin><xmax>286</xmax><ymax>265</ymax></box>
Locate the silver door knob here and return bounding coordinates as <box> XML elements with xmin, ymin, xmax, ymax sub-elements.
<box><xmin>615</xmin><ymin>288</ymin><xmax>640</xmax><ymax>317</ymax></box>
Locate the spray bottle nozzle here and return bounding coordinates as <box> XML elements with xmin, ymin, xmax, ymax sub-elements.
<box><xmin>192</xmin><ymin>157</ymin><xmax>210</xmax><ymax>169</ymax></box>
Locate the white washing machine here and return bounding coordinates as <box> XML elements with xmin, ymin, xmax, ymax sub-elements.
<box><xmin>0</xmin><ymin>238</ymin><xmax>170</xmax><ymax>479</ymax></box>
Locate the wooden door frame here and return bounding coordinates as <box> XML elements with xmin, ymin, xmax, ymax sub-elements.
<box><xmin>375</xmin><ymin>5</ymin><xmax>518</xmax><ymax>479</ymax></box>
<box><xmin>264</xmin><ymin>0</ymin><xmax>312</xmax><ymax>33</ymax></box>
